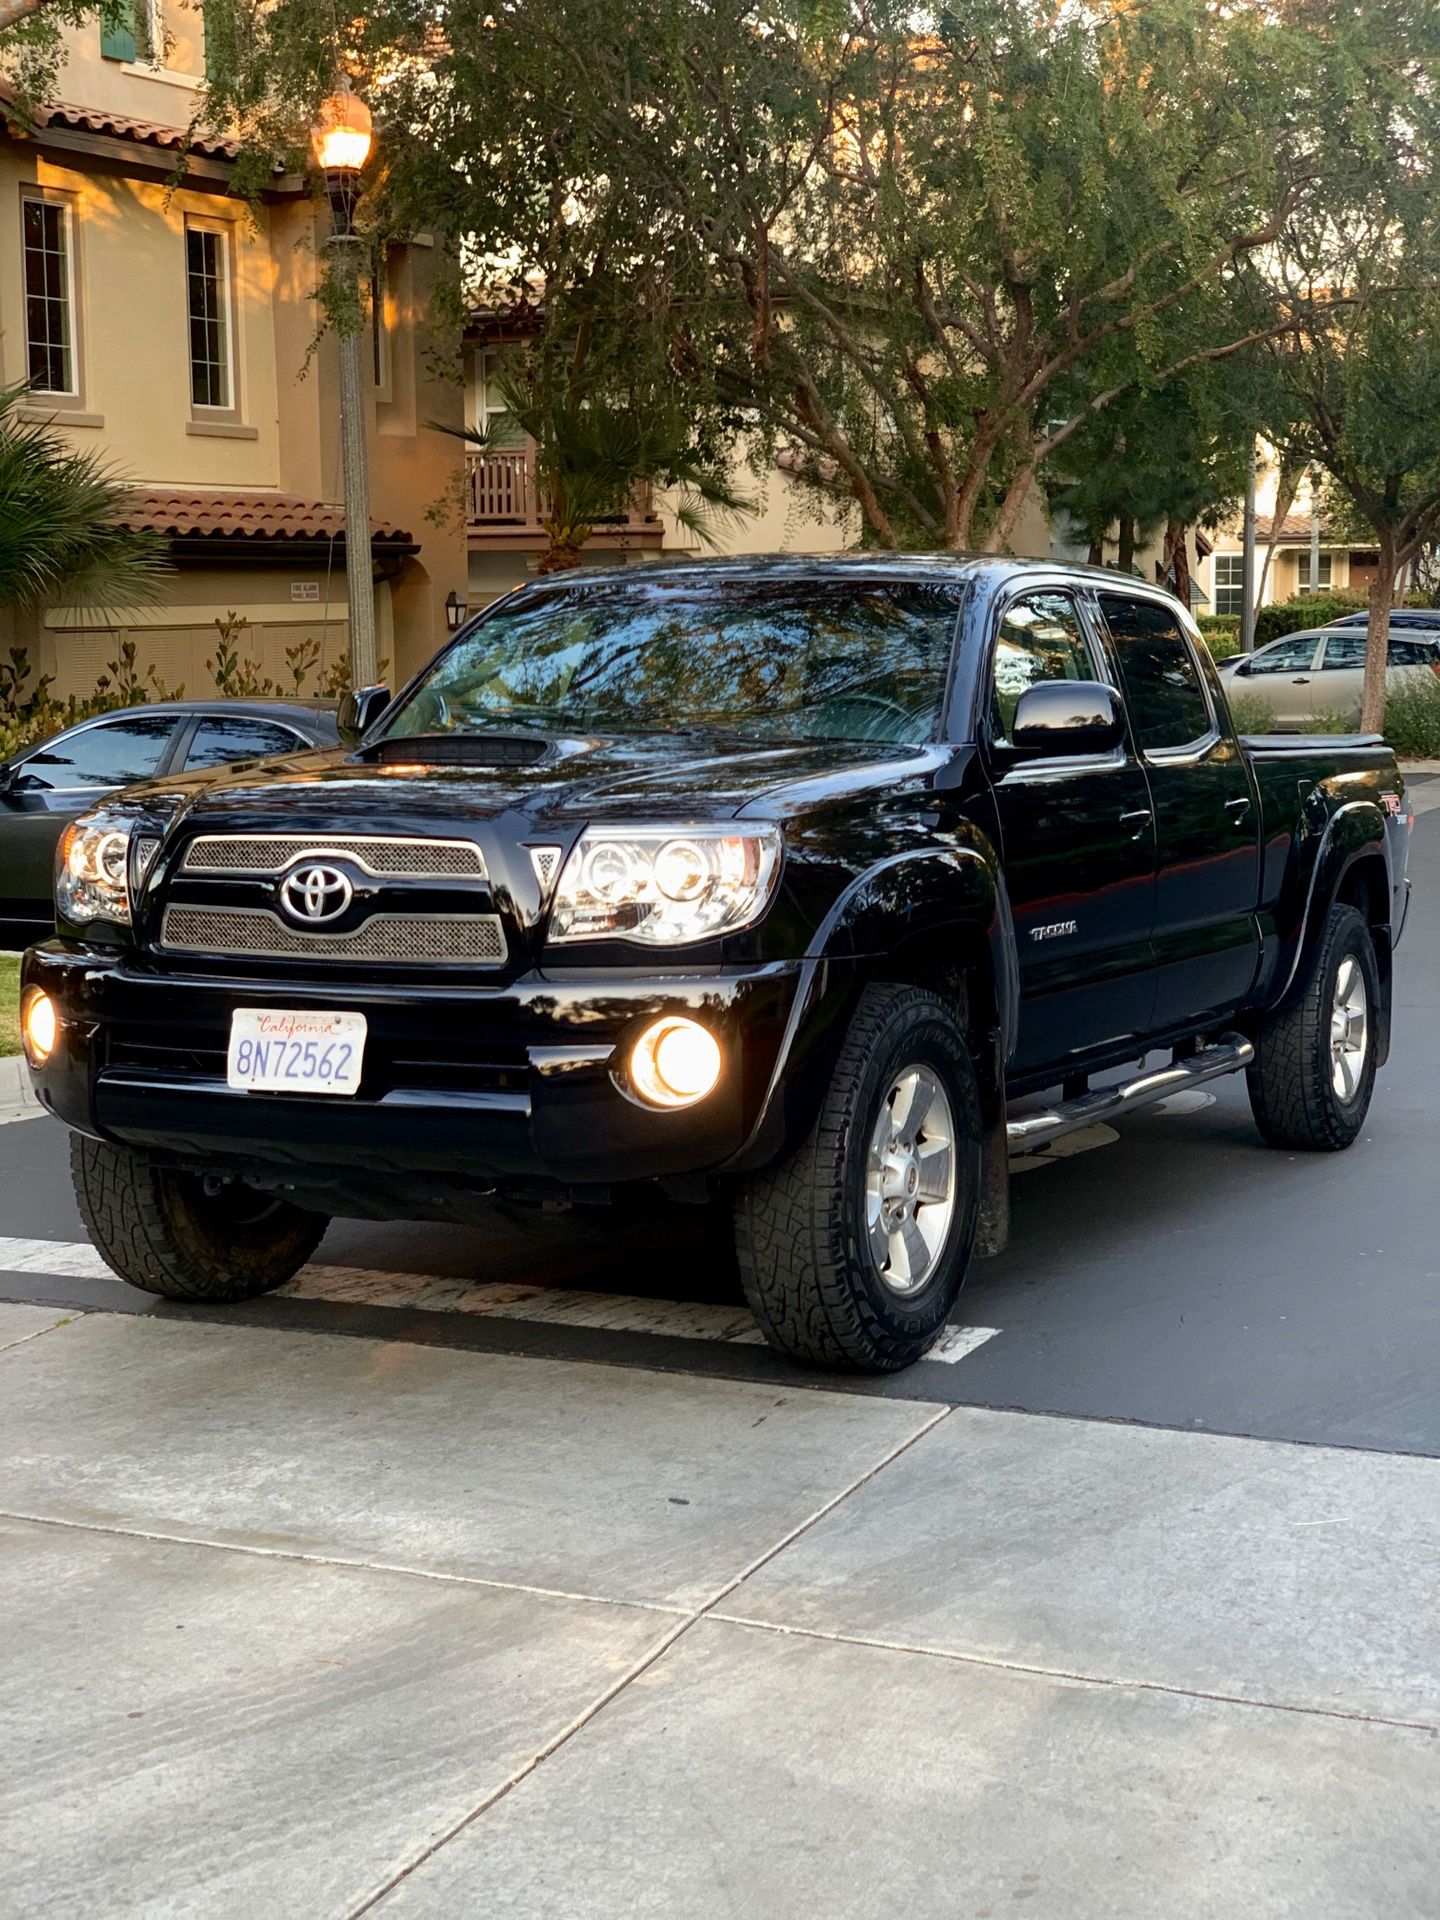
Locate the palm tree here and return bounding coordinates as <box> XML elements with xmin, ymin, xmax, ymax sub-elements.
<box><xmin>0</xmin><ymin>382</ymin><xmax>167</xmax><ymax>612</ymax></box>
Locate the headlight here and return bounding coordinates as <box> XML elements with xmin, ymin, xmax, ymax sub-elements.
<box><xmin>548</xmin><ymin>825</ymin><xmax>782</xmax><ymax>946</ymax></box>
<box><xmin>56</xmin><ymin>809</ymin><xmax>163</xmax><ymax>928</ymax></box>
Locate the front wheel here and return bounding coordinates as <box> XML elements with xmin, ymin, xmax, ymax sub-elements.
<box><xmin>1246</xmin><ymin>902</ymin><xmax>1379</xmax><ymax>1151</ymax></box>
<box><xmin>71</xmin><ymin>1135</ymin><xmax>328</xmax><ymax>1301</ymax></box>
<box><xmin>733</xmin><ymin>983</ymin><xmax>982</xmax><ymax>1371</ymax></box>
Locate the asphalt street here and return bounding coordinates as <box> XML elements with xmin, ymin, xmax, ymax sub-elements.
<box><xmin>2</xmin><ymin>775</ymin><xmax>1436</xmax><ymax>1452</ymax></box>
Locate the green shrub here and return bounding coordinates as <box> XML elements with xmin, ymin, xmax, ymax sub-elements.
<box><xmin>1383</xmin><ymin>678</ymin><xmax>1440</xmax><ymax>759</ymax></box>
<box><xmin>1198</xmin><ymin>624</ymin><xmax>1241</xmax><ymax>662</ymax></box>
<box><xmin>1252</xmin><ymin>591</ymin><xmax>1440</xmax><ymax>648</ymax></box>
<box><xmin>1225</xmin><ymin>691</ymin><xmax>1278</xmax><ymax>735</ymax></box>
<box><xmin>1252</xmin><ymin>594</ymin><xmax>1369</xmax><ymax>646</ymax></box>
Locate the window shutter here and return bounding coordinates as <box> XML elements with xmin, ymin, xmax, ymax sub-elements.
<box><xmin>202</xmin><ymin>4</ymin><xmax>217</xmax><ymax>79</ymax></box>
<box><xmin>99</xmin><ymin>2</ymin><xmax>137</xmax><ymax>61</ymax></box>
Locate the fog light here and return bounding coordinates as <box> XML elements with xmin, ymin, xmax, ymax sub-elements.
<box><xmin>629</xmin><ymin>1017</ymin><xmax>722</xmax><ymax>1109</ymax></box>
<box><xmin>21</xmin><ymin>989</ymin><xmax>58</xmax><ymax>1066</ymax></box>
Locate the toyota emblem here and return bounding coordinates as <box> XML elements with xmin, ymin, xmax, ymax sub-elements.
<box><xmin>279</xmin><ymin>862</ymin><xmax>353</xmax><ymax>925</ymax></box>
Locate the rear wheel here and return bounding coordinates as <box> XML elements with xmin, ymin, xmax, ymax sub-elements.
<box><xmin>70</xmin><ymin>1134</ymin><xmax>327</xmax><ymax>1301</ymax></box>
<box><xmin>733</xmin><ymin>983</ymin><xmax>981</xmax><ymax>1370</ymax></box>
<box><xmin>1246</xmin><ymin>902</ymin><xmax>1379</xmax><ymax>1151</ymax></box>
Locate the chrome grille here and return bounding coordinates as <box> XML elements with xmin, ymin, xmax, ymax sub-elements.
<box><xmin>181</xmin><ymin>835</ymin><xmax>486</xmax><ymax>880</ymax></box>
<box><xmin>160</xmin><ymin>906</ymin><xmax>507</xmax><ymax>967</ymax></box>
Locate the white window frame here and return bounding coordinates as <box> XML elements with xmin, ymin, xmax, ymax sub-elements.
<box><xmin>184</xmin><ymin>217</ymin><xmax>240</xmax><ymax>422</ymax></box>
<box><xmin>1212</xmin><ymin>553</ymin><xmax>1245</xmax><ymax>618</ymax></box>
<box><xmin>20</xmin><ymin>187</ymin><xmax>82</xmax><ymax>403</ymax></box>
<box><xmin>1297</xmin><ymin>550</ymin><xmax>1333</xmax><ymax>594</ymax></box>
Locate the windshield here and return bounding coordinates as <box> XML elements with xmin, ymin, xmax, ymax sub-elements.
<box><xmin>380</xmin><ymin>578</ymin><xmax>963</xmax><ymax>746</ymax></box>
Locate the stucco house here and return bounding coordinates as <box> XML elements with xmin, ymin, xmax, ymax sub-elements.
<box><xmin>0</xmin><ymin>9</ymin><xmax>467</xmax><ymax>702</ymax></box>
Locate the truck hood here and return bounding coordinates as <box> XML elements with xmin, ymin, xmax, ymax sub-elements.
<box><xmin>142</xmin><ymin>731</ymin><xmax>938</xmax><ymax>837</ymax></box>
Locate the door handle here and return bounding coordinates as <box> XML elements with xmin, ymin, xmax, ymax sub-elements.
<box><xmin>1119</xmin><ymin>808</ymin><xmax>1152</xmax><ymax>839</ymax></box>
<box><xmin>1225</xmin><ymin>795</ymin><xmax>1252</xmax><ymax>817</ymax></box>
<box><xmin>1291</xmin><ymin>676</ymin><xmax>1311</xmax><ymax>684</ymax></box>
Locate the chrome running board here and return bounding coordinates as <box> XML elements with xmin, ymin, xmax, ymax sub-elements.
<box><xmin>1006</xmin><ymin>1034</ymin><xmax>1255</xmax><ymax>1154</ymax></box>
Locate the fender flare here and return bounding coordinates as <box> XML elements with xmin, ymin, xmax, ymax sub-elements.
<box><xmin>1274</xmin><ymin>799</ymin><xmax>1391</xmax><ymax>1005</ymax></box>
<box><xmin>721</xmin><ymin>844</ymin><xmax>1017</xmax><ymax>1174</ymax></box>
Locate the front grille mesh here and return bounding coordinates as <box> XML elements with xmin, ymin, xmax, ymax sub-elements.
<box><xmin>160</xmin><ymin>906</ymin><xmax>507</xmax><ymax>966</ymax></box>
<box><xmin>181</xmin><ymin>835</ymin><xmax>485</xmax><ymax>879</ymax></box>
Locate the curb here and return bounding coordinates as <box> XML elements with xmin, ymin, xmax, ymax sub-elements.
<box><xmin>0</xmin><ymin>1055</ymin><xmax>41</xmax><ymax>1124</ymax></box>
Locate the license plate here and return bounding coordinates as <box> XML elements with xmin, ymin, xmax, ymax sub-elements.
<box><xmin>227</xmin><ymin>1009</ymin><xmax>367</xmax><ymax>1096</ymax></box>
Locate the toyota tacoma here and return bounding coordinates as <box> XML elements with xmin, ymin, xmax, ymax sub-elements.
<box><xmin>19</xmin><ymin>557</ymin><xmax>1413</xmax><ymax>1370</ymax></box>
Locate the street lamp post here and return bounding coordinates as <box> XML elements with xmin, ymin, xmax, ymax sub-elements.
<box><xmin>311</xmin><ymin>87</ymin><xmax>378</xmax><ymax>691</ymax></box>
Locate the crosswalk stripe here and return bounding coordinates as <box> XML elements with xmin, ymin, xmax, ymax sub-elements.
<box><xmin>0</xmin><ymin>1235</ymin><xmax>1000</xmax><ymax>1364</ymax></box>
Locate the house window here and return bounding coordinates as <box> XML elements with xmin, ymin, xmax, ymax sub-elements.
<box><xmin>1298</xmin><ymin>551</ymin><xmax>1332</xmax><ymax>593</ymax></box>
<box><xmin>1213</xmin><ymin>553</ymin><xmax>1245</xmax><ymax>617</ymax></box>
<box><xmin>99</xmin><ymin>0</ymin><xmax>161</xmax><ymax>63</ymax></box>
<box><xmin>186</xmin><ymin>222</ymin><xmax>233</xmax><ymax>412</ymax></box>
<box><xmin>22</xmin><ymin>196</ymin><xmax>77</xmax><ymax>396</ymax></box>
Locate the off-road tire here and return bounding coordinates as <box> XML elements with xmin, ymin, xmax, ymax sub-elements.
<box><xmin>70</xmin><ymin>1134</ymin><xmax>327</xmax><ymax>1301</ymax></box>
<box><xmin>1246</xmin><ymin>902</ymin><xmax>1379</xmax><ymax>1152</ymax></box>
<box><xmin>733</xmin><ymin>983</ymin><xmax>982</xmax><ymax>1371</ymax></box>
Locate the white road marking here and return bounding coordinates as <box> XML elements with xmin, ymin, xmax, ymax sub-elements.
<box><xmin>0</xmin><ymin>1235</ymin><xmax>1000</xmax><ymax>1365</ymax></box>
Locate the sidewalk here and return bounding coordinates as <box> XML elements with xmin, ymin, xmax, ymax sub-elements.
<box><xmin>1</xmin><ymin>1308</ymin><xmax>1436</xmax><ymax>1917</ymax></box>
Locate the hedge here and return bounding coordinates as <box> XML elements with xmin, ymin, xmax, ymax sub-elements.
<box><xmin>1252</xmin><ymin>592</ymin><xmax>1440</xmax><ymax>648</ymax></box>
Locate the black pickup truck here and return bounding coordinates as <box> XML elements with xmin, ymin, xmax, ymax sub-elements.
<box><xmin>20</xmin><ymin>557</ymin><xmax>1413</xmax><ymax>1370</ymax></box>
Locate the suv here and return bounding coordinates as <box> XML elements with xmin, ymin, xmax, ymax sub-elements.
<box><xmin>20</xmin><ymin>558</ymin><xmax>1411</xmax><ymax>1371</ymax></box>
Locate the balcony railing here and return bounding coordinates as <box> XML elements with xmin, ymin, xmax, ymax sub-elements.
<box><xmin>465</xmin><ymin>448</ymin><xmax>661</xmax><ymax>545</ymax></box>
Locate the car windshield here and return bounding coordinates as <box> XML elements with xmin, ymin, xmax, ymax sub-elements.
<box><xmin>380</xmin><ymin>578</ymin><xmax>964</xmax><ymax>746</ymax></box>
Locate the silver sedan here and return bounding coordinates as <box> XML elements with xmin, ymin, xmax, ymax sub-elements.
<box><xmin>1217</xmin><ymin>628</ymin><xmax>1440</xmax><ymax>729</ymax></box>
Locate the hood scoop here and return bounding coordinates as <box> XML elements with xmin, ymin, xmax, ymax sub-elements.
<box><xmin>366</xmin><ymin>733</ymin><xmax>550</xmax><ymax>768</ymax></box>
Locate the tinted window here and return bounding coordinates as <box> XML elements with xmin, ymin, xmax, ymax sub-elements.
<box><xmin>1388</xmin><ymin>639</ymin><xmax>1436</xmax><ymax>666</ymax></box>
<box><xmin>1099</xmin><ymin>595</ymin><xmax>1211</xmax><ymax>751</ymax></box>
<box><xmin>989</xmin><ymin>592</ymin><xmax>1094</xmax><ymax>743</ymax></box>
<box><xmin>1249</xmin><ymin>636</ymin><xmax>1319</xmax><ymax>675</ymax></box>
<box><xmin>183</xmin><ymin>716</ymin><xmax>304</xmax><ymax>770</ymax></box>
<box><xmin>19</xmin><ymin>714</ymin><xmax>175</xmax><ymax>791</ymax></box>
<box><xmin>383</xmin><ymin>580</ymin><xmax>963</xmax><ymax>746</ymax></box>
<box><xmin>1320</xmin><ymin>633</ymin><xmax>1365</xmax><ymax>670</ymax></box>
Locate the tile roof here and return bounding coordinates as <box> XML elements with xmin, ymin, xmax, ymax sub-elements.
<box><xmin>119</xmin><ymin>490</ymin><xmax>416</xmax><ymax>548</ymax></box>
<box><xmin>0</xmin><ymin>82</ymin><xmax>239</xmax><ymax>161</ymax></box>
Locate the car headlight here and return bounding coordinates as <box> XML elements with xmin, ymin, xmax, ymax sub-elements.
<box><xmin>548</xmin><ymin>825</ymin><xmax>782</xmax><ymax>946</ymax></box>
<box><xmin>56</xmin><ymin>809</ymin><xmax>164</xmax><ymax>928</ymax></box>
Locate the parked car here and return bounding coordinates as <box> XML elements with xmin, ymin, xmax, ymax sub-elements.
<box><xmin>0</xmin><ymin>700</ymin><xmax>338</xmax><ymax>948</ymax></box>
<box><xmin>20</xmin><ymin>558</ymin><xmax>1411</xmax><ymax>1371</ymax></box>
<box><xmin>1325</xmin><ymin>609</ymin><xmax>1440</xmax><ymax>631</ymax></box>
<box><xmin>1216</xmin><ymin>627</ymin><xmax>1440</xmax><ymax>728</ymax></box>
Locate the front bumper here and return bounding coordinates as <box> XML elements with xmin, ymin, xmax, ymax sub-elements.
<box><xmin>21</xmin><ymin>942</ymin><xmax>817</xmax><ymax>1194</ymax></box>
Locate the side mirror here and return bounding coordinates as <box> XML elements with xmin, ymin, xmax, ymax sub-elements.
<box><xmin>337</xmin><ymin>683</ymin><xmax>391</xmax><ymax>748</ymax></box>
<box><xmin>1004</xmin><ymin>680</ymin><xmax>1125</xmax><ymax>761</ymax></box>
<box><xmin>1231</xmin><ymin>658</ymin><xmax>1252</xmax><ymax>678</ymax></box>
<box><xmin>0</xmin><ymin>763</ymin><xmax>13</xmax><ymax>797</ymax></box>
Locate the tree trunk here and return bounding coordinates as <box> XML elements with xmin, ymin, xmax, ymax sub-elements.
<box><xmin>1360</xmin><ymin>533</ymin><xmax>1397</xmax><ymax>735</ymax></box>
<box><xmin>1165</xmin><ymin>518</ymin><xmax>1192</xmax><ymax>610</ymax></box>
<box><xmin>1258</xmin><ymin>461</ymin><xmax>1302</xmax><ymax>606</ymax></box>
<box><xmin>1087</xmin><ymin>539</ymin><xmax>1103</xmax><ymax>567</ymax></box>
<box><xmin>1116</xmin><ymin>517</ymin><xmax>1136</xmax><ymax>575</ymax></box>
<box><xmin>0</xmin><ymin>0</ymin><xmax>49</xmax><ymax>25</ymax></box>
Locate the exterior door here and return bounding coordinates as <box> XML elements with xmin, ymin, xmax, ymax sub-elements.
<box><xmin>1097</xmin><ymin>592</ymin><xmax>1261</xmax><ymax>1030</ymax></box>
<box><xmin>985</xmin><ymin>589</ymin><xmax>1158</xmax><ymax>1076</ymax></box>
<box><xmin>0</xmin><ymin>713</ymin><xmax>180</xmax><ymax>934</ymax></box>
<box><xmin>1311</xmin><ymin>630</ymin><xmax>1366</xmax><ymax>724</ymax></box>
<box><xmin>1236</xmin><ymin>633</ymin><xmax>1323</xmax><ymax>728</ymax></box>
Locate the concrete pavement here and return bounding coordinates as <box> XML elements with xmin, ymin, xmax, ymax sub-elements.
<box><xmin>2</xmin><ymin>1310</ymin><xmax>1438</xmax><ymax>1917</ymax></box>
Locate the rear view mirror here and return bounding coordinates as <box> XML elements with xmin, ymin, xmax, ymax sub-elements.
<box><xmin>338</xmin><ymin>683</ymin><xmax>392</xmax><ymax>748</ymax></box>
<box><xmin>1005</xmin><ymin>680</ymin><xmax>1125</xmax><ymax>761</ymax></box>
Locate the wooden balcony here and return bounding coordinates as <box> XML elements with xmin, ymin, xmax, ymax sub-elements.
<box><xmin>465</xmin><ymin>448</ymin><xmax>664</xmax><ymax>552</ymax></box>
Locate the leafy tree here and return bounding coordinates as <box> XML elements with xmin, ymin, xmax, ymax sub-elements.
<box><xmin>0</xmin><ymin>383</ymin><xmax>166</xmax><ymax>612</ymax></box>
<box><xmin>1044</xmin><ymin>370</ymin><xmax>1258</xmax><ymax>601</ymax></box>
